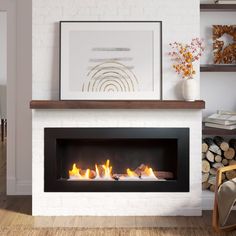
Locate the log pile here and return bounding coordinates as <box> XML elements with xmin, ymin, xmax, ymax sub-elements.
<box><xmin>202</xmin><ymin>137</ymin><xmax>236</xmax><ymax>192</ymax></box>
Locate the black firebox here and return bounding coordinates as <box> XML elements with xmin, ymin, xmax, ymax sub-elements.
<box><xmin>44</xmin><ymin>128</ymin><xmax>189</xmax><ymax>192</ymax></box>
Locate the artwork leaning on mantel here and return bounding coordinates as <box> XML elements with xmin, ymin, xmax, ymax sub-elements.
<box><xmin>60</xmin><ymin>21</ymin><xmax>162</xmax><ymax>100</ymax></box>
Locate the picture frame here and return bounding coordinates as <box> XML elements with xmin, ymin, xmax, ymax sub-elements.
<box><xmin>60</xmin><ymin>21</ymin><xmax>162</xmax><ymax>100</ymax></box>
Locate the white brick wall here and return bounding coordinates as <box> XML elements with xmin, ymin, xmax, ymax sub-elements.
<box><xmin>32</xmin><ymin>0</ymin><xmax>200</xmax><ymax>100</ymax></box>
<box><xmin>32</xmin><ymin>110</ymin><xmax>202</xmax><ymax>216</ymax></box>
<box><xmin>32</xmin><ymin>0</ymin><xmax>202</xmax><ymax>216</ymax></box>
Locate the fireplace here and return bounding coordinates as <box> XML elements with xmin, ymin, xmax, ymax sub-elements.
<box><xmin>44</xmin><ymin>128</ymin><xmax>189</xmax><ymax>192</ymax></box>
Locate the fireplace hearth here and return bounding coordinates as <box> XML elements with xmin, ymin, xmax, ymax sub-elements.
<box><xmin>44</xmin><ymin>128</ymin><xmax>189</xmax><ymax>192</ymax></box>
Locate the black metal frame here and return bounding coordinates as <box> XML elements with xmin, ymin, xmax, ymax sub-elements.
<box><xmin>44</xmin><ymin>128</ymin><xmax>189</xmax><ymax>192</ymax></box>
<box><xmin>59</xmin><ymin>21</ymin><xmax>163</xmax><ymax>100</ymax></box>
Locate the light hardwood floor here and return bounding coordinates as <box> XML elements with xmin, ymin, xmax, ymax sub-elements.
<box><xmin>0</xmin><ymin>141</ymin><xmax>235</xmax><ymax>235</ymax></box>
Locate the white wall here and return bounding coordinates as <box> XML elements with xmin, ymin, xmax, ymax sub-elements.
<box><xmin>14</xmin><ymin>0</ymin><xmax>32</xmax><ymax>194</ymax></box>
<box><xmin>0</xmin><ymin>0</ymin><xmax>32</xmax><ymax>195</ymax></box>
<box><xmin>0</xmin><ymin>12</ymin><xmax>7</xmax><ymax>117</ymax></box>
<box><xmin>201</xmin><ymin>73</ymin><xmax>236</xmax><ymax>117</ymax></box>
<box><xmin>32</xmin><ymin>0</ymin><xmax>200</xmax><ymax>101</ymax></box>
<box><xmin>0</xmin><ymin>12</ymin><xmax>6</xmax><ymax>85</ymax></box>
<box><xmin>0</xmin><ymin>0</ymin><xmax>17</xmax><ymax>195</ymax></box>
<box><xmin>200</xmin><ymin>1</ymin><xmax>236</xmax><ymax>117</ymax></box>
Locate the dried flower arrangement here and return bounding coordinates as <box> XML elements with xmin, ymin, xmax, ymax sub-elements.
<box><xmin>169</xmin><ymin>38</ymin><xmax>204</xmax><ymax>79</ymax></box>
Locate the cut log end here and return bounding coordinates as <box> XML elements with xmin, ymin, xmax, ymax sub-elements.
<box><xmin>214</xmin><ymin>136</ymin><xmax>229</xmax><ymax>151</ymax></box>
<box><xmin>202</xmin><ymin>160</ymin><xmax>210</xmax><ymax>173</ymax></box>
<box><xmin>206</xmin><ymin>151</ymin><xmax>215</xmax><ymax>163</ymax></box>
<box><xmin>215</xmin><ymin>155</ymin><xmax>222</xmax><ymax>163</ymax></box>
<box><xmin>229</xmin><ymin>160</ymin><xmax>236</xmax><ymax>166</ymax></box>
<box><xmin>204</xmin><ymin>137</ymin><xmax>222</xmax><ymax>155</ymax></box>
<box><xmin>220</xmin><ymin>142</ymin><xmax>229</xmax><ymax>152</ymax></box>
<box><xmin>202</xmin><ymin>172</ymin><xmax>210</xmax><ymax>183</ymax></box>
<box><xmin>209</xmin><ymin>168</ymin><xmax>217</xmax><ymax>176</ymax></box>
<box><xmin>226</xmin><ymin>170</ymin><xmax>236</xmax><ymax>180</ymax></box>
<box><xmin>222</xmin><ymin>159</ymin><xmax>229</xmax><ymax>166</ymax></box>
<box><xmin>224</xmin><ymin>147</ymin><xmax>235</xmax><ymax>160</ymax></box>
<box><xmin>202</xmin><ymin>143</ymin><xmax>208</xmax><ymax>153</ymax></box>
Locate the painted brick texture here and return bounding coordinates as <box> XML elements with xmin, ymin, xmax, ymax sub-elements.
<box><xmin>32</xmin><ymin>0</ymin><xmax>200</xmax><ymax>100</ymax></box>
<box><xmin>32</xmin><ymin>110</ymin><xmax>202</xmax><ymax>216</ymax></box>
<box><xmin>32</xmin><ymin>0</ymin><xmax>201</xmax><ymax>216</ymax></box>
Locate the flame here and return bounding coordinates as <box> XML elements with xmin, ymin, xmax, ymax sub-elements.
<box><xmin>84</xmin><ymin>169</ymin><xmax>90</xmax><ymax>179</ymax></box>
<box><xmin>69</xmin><ymin>163</ymin><xmax>79</xmax><ymax>176</ymax></box>
<box><xmin>102</xmin><ymin>159</ymin><xmax>112</xmax><ymax>178</ymax></box>
<box><xmin>95</xmin><ymin>164</ymin><xmax>100</xmax><ymax>178</ymax></box>
<box><xmin>69</xmin><ymin>163</ymin><xmax>91</xmax><ymax>180</ymax></box>
<box><xmin>127</xmin><ymin>167</ymin><xmax>157</xmax><ymax>179</ymax></box>
<box><xmin>69</xmin><ymin>160</ymin><xmax>113</xmax><ymax>180</ymax></box>
<box><xmin>95</xmin><ymin>160</ymin><xmax>113</xmax><ymax>179</ymax></box>
<box><xmin>127</xmin><ymin>168</ymin><xmax>138</xmax><ymax>177</ymax></box>
<box><xmin>69</xmin><ymin>161</ymin><xmax>158</xmax><ymax>181</ymax></box>
<box><xmin>142</xmin><ymin>166</ymin><xmax>157</xmax><ymax>178</ymax></box>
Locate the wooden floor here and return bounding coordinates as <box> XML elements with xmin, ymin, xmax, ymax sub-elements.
<box><xmin>0</xmin><ymin>142</ymin><xmax>236</xmax><ymax>235</ymax></box>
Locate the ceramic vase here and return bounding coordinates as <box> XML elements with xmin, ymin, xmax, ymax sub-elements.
<box><xmin>182</xmin><ymin>78</ymin><xmax>197</xmax><ymax>101</ymax></box>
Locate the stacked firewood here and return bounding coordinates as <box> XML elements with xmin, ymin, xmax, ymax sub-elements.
<box><xmin>202</xmin><ymin>136</ymin><xmax>236</xmax><ymax>192</ymax></box>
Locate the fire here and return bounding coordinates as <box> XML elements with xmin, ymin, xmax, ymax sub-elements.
<box><xmin>84</xmin><ymin>169</ymin><xmax>90</xmax><ymax>179</ymax></box>
<box><xmin>95</xmin><ymin>164</ymin><xmax>100</xmax><ymax>178</ymax></box>
<box><xmin>69</xmin><ymin>163</ymin><xmax>79</xmax><ymax>176</ymax></box>
<box><xmin>102</xmin><ymin>159</ymin><xmax>112</xmax><ymax>179</ymax></box>
<box><xmin>126</xmin><ymin>166</ymin><xmax>156</xmax><ymax>179</ymax></box>
<box><xmin>142</xmin><ymin>166</ymin><xmax>157</xmax><ymax>179</ymax></box>
<box><xmin>95</xmin><ymin>159</ymin><xmax>113</xmax><ymax>180</ymax></box>
<box><xmin>69</xmin><ymin>159</ymin><xmax>113</xmax><ymax>180</ymax></box>
<box><xmin>68</xmin><ymin>160</ymin><xmax>158</xmax><ymax>181</ymax></box>
<box><xmin>68</xmin><ymin>163</ymin><xmax>91</xmax><ymax>180</ymax></box>
<box><xmin>127</xmin><ymin>168</ymin><xmax>138</xmax><ymax>177</ymax></box>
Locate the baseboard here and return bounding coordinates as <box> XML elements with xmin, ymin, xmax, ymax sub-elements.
<box><xmin>6</xmin><ymin>177</ymin><xmax>16</xmax><ymax>195</ymax></box>
<box><xmin>7</xmin><ymin>177</ymin><xmax>32</xmax><ymax>195</ymax></box>
<box><xmin>15</xmin><ymin>180</ymin><xmax>32</xmax><ymax>195</ymax></box>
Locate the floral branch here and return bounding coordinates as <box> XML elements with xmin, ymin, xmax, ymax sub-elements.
<box><xmin>169</xmin><ymin>38</ymin><xmax>205</xmax><ymax>79</ymax></box>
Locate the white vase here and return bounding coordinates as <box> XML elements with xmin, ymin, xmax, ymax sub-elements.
<box><xmin>182</xmin><ymin>78</ymin><xmax>197</xmax><ymax>101</ymax></box>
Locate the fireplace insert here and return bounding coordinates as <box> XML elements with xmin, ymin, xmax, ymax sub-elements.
<box><xmin>44</xmin><ymin>128</ymin><xmax>189</xmax><ymax>192</ymax></box>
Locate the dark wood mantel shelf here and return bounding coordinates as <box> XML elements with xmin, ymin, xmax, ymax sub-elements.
<box><xmin>30</xmin><ymin>100</ymin><xmax>205</xmax><ymax>110</ymax></box>
<box><xmin>200</xmin><ymin>4</ymin><xmax>236</xmax><ymax>12</ymax></box>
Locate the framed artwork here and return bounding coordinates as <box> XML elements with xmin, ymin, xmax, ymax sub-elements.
<box><xmin>60</xmin><ymin>21</ymin><xmax>162</xmax><ymax>100</ymax></box>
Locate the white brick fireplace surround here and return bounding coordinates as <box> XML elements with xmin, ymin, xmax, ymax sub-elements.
<box><xmin>32</xmin><ymin>110</ymin><xmax>202</xmax><ymax>216</ymax></box>
<box><xmin>32</xmin><ymin>0</ymin><xmax>201</xmax><ymax>216</ymax></box>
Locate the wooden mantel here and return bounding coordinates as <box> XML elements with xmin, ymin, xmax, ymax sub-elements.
<box><xmin>30</xmin><ymin>100</ymin><xmax>205</xmax><ymax>109</ymax></box>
